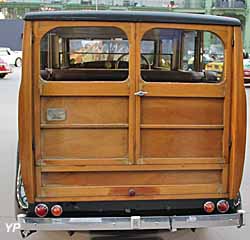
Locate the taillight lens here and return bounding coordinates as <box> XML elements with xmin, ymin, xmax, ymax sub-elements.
<box><xmin>35</xmin><ymin>204</ymin><xmax>48</xmax><ymax>217</ymax></box>
<box><xmin>203</xmin><ymin>201</ymin><xmax>215</xmax><ymax>214</ymax></box>
<box><xmin>0</xmin><ymin>64</ymin><xmax>8</xmax><ymax>71</ymax></box>
<box><xmin>217</xmin><ymin>200</ymin><xmax>230</xmax><ymax>213</ymax></box>
<box><xmin>51</xmin><ymin>205</ymin><xmax>63</xmax><ymax>217</ymax></box>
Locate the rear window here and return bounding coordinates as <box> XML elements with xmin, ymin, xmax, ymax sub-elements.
<box><xmin>40</xmin><ymin>27</ymin><xmax>129</xmax><ymax>81</ymax></box>
<box><xmin>140</xmin><ymin>29</ymin><xmax>224</xmax><ymax>83</ymax></box>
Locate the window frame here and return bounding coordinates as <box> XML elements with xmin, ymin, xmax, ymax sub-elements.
<box><xmin>39</xmin><ymin>26</ymin><xmax>132</xmax><ymax>83</ymax></box>
<box><xmin>136</xmin><ymin>23</ymin><xmax>230</xmax><ymax>87</ymax></box>
<box><xmin>139</xmin><ymin>28</ymin><xmax>225</xmax><ymax>84</ymax></box>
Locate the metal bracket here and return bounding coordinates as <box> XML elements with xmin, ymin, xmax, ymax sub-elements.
<box><xmin>237</xmin><ymin>210</ymin><xmax>245</xmax><ymax>228</ymax></box>
<box><xmin>131</xmin><ymin>216</ymin><xmax>141</xmax><ymax>229</ymax></box>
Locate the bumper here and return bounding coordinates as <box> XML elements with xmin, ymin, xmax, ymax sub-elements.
<box><xmin>0</xmin><ymin>70</ymin><xmax>11</xmax><ymax>74</ymax></box>
<box><xmin>17</xmin><ymin>211</ymin><xmax>245</xmax><ymax>231</ymax></box>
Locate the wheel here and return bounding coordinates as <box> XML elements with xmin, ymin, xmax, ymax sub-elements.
<box><xmin>0</xmin><ymin>73</ymin><xmax>7</xmax><ymax>78</ymax></box>
<box><xmin>15</xmin><ymin>58</ymin><xmax>22</xmax><ymax>67</ymax></box>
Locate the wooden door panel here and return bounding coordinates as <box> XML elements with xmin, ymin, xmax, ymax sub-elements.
<box><xmin>42</xmin><ymin>170</ymin><xmax>222</xmax><ymax>186</ymax></box>
<box><xmin>141</xmin><ymin>129</ymin><xmax>223</xmax><ymax>159</ymax></box>
<box><xmin>41</xmin><ymin>129</ymin><xmax>128</xmax><ymax>159</ymax></box>
<box><xmin>40</xmin><ymin>96</ymin><xmax>129</xmax><ymax>165</ymax></box>
<box><xmin>141</xmin><ymin>97</ymin><xmax>224</xmax><ymax>125</ymax></box>
<box><xmin>41</xmin><ymin>96</ymin><xmax>129</xmax><ymax>125</ymax></box>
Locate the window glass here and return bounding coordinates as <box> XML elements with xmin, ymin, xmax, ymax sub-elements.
<box><xmin>140</xmin><ymin>29</ymin><xmax>224</xmax><ymax>83</ymax></box>
<box><xmin>40</xmin><ymin>27</ymin><xmax>129</xmax><ymax>81</ymax></box>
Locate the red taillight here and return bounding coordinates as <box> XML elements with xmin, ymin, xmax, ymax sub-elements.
<box><xmin>51</xmin><ymin>205</ymin><xmax>63</xmax><ymax>217</ymax></box>
<box><xmin>217</xmin><ymin>200</ymin><xmax>230</xmax><ymax>213</ymax></box>
<box><xmin>35</xmin><ymin>204</ymin><xmax>48</xmax><ymax>218</ymax></box>
<box><xmin>0</xmin><ymin>64</ymin><xmax>7</xmax><ymax>71</ymax></box>
<box><xmin>203</xmin><ymin>201</ymin><xmax>215</xmax><ymax>214</ymax></box>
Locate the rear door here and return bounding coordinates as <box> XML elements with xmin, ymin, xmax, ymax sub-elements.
<box><xmin>34</xmin><ymin>22</ymin><xmax>137</xmax><ymax>201</ymax></box>
<box><xmin>134</xmin><ymin>23</ymin><xmax>232</xmax><ymax>197</ymax></box>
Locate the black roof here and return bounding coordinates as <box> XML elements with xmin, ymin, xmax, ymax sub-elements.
<box><xmin>24</xmin><ymin>10</ymin><xmax>241</xmax><ymax>26</ymax></box>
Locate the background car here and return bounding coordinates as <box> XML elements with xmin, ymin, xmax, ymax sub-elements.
<box><xmin>0</xmin><ymin>47</ymin><xmax>22</xmax><ymax>67</ymax></box>
<box><xmin>244</xmin><ymin>58</ymin><xmax>250</xmax><ymax>83</ymax></box>
<box><xmin>0</xmin><ymin>57</ymin><xmax>11</xmax><ymax>79</ymax></box>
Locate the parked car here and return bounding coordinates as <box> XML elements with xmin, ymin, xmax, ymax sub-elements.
<box><xmin>243</xmin><ymin>58</ymin><xmax>250</xmax><ymax>83</ymax></box>
<box><xmin>0</xmin><ymin>47</ymin><xmax>22</xmax><ymax>67</ymax></box>
<box><xmin>18</xmin><ymin>11</ymin><xmax>246</xmax><ymax>237</ymax></box>
<box><xmin>0</xmin><ymin>57</ymin><xmax>11</xmax><ymax>79</ymax></box>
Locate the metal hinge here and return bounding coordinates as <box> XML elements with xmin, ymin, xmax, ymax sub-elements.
<box><xmin>232</xmin><ymin>39</ymin><xmax>235</xmax><ymax>47</ymax></box>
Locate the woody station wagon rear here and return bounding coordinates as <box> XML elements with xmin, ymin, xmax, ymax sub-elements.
<box><xmin>17</xmin><ymin>11</ymin><xmax>246</xmax><ymax>235</ymax></box>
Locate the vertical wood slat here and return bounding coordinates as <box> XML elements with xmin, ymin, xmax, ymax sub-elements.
<box><xmin>229</xmin><ymin>27</ymin><xmax>247</xmax><ymax>199</ymax></box>
<box><xmin>33</xmin><ymin>22</ymin><xmax>42</xmax><ymax>164</ymax></box>
<box><xmin>222</xmin><ymin>27</ymin><xmax>233</xmax><ymax>164</ymax></box>
<box><xmin>135</xmin><ymin>23</ymin><xmax>142</xmax><ymax>164</ymax></box>
<box><xmin>18</xmin><ymin>21</ymin><xmax>35</xmax><ymax>203</ymax></box>
<box><xmin>128</xmin><ymin>23</ymin><xmax>136</xmax><ymax>165</ymax></box>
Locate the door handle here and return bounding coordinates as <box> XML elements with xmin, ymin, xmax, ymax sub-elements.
<box><xmin>134</xmin><ymin>91</ymin><xmax>148</xmax><ymax>97</ymax></box>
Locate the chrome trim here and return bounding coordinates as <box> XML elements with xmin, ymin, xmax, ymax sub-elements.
<box><xmin>17</xmin><ymin>212</ymin><xmax>244</xmax><ymax>231</ymax></box>
<box><xmin>171</xmin><ymin>212</ymin><xmax>243</xmax><ymax>229</ymax></box>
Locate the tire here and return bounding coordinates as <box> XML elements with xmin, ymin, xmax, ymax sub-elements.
<box><xmin>15</xmin><ymin>58</ymin><xmax>22</xmax><ymax>67</ymax></box>
<box><xmin>0</xmin><ymin>73</ymin><xmax>7</xmax><ymax>78</ymax></box>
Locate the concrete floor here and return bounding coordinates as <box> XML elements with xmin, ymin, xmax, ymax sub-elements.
<box><xmin>0</xmin><ymin>68</ymin><xmax>249</xmax><ymax>240</ymax></box>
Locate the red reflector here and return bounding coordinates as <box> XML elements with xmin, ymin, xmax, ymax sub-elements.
<box><xmin>217</xmin><ymin>200</ymin><xmax>230</xmax><ymax>213</ymax></box>
<box><xmin>203</xmin><ymin>201</ymin><xmax>215</xmax><ymax>214</ymax></box>
<box><xmin>35</xmin><ymin>204</ymin><xmax>48</xmax><ymax>218</ymax></box>
<box><xmin>51</xmin><ymin>205</ymin><xmax>63</xmax><ymax>217</ymax></box>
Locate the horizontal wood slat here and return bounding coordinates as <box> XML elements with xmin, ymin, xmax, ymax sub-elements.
<box><xmin>39</xmin><ymin>158</ymin><xmax>129</xmax><ymax>166</ymax></box>
<box><xmin>35</xmin><ymin>193</ymin><xmax>229</xmax><ymax>202</ymax></box>
<box><xmin>40</xmin><ymin>164</ymin><xmax>227</xmax><ymax>172</ymax></box>
<box><xmin>141</xmin><ymin>157</ymin><xmax>225</xmax><ymax>165</ymax></box>
<box><xmin>40</xmin><ymin>184</ymin><xmax>224</xmax><ymax>198</ymax></box>
<box><xmin>42</xmin><ymin>170</ymin><xmax>222</xmax><ymax>186</ymax></box>
<box><xmin>140</xmin><ymin>124</ymin><xmax>224</xmax><ymax>129</ymax></box>
<box><xmin>41</xmin><ymin>124</ymin><xmax>129</xmax><ymax>129</ymax></box>
<box><xmin>41</xmin><ymin>82</ymin><xmax>130</xmax><ymax>96</ymax></box>
<box><xmin>142</xmin><ymin>83</ymin><xmax>225</xmax><ymax>98</ymax></box>
<box><xmin>38</xmin><ymin>158</ymin><xmax>225</xmax><ymax>166</ymax></box>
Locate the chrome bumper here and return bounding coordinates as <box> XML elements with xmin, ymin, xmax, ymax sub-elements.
<box><xmin>17</xmin><ymin>211</ymin><xmax>245</xmax><ymax>231</ymax></box>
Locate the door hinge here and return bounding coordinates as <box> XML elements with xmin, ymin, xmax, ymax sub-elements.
<box><xmin>232</xmin><ymin>39</ymin><xmax>235</xmax><ymax>48</ymax></box>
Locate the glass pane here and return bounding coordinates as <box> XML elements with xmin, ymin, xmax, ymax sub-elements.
<box><xmin>40</xmin><ymin>27</ymin><xmax>129</xmax><ymax>81</ymax></box>
<box><xmin>140</xmin><ymin>29</ymin><xmax>224</xmax><ymax>83</ymax></box>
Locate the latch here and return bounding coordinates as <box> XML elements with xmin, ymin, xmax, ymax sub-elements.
<box><xmin>134</xmin><ymin>91</ymin><xmax>148</xmax><ymax>97</ymax></box>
